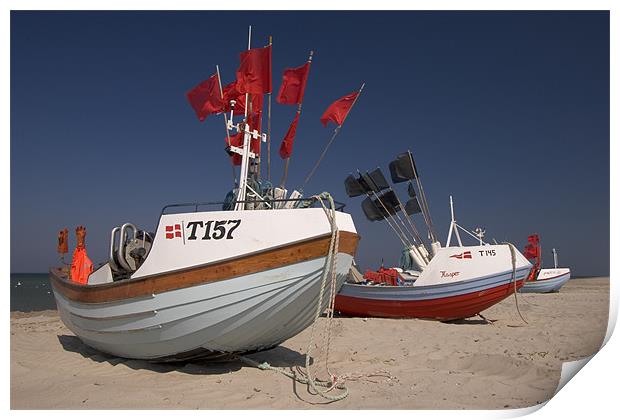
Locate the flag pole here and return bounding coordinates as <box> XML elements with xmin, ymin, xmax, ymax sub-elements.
<box><xmin>302</xmin><ymin>82</ymin><xmax>365</xmax><ymax>188</ymax></box>
<box><xmin>235</xmin><ymin>25</ymin><xmax>252</xmax><ymax>210</ymax></box>
<box><xmin>216</xmin><ymin>65</ymin><xmax>237</xmax><ymax>186</ymax></box>
<box><xmin>266</xmin><ymin>35</ymin><xmax>273</xmax><ymax>183</ymax></box>
<box><xmin>280</xmin><ymin>50</ymin><xmax>313</xmax><ymax>188</ymax></box>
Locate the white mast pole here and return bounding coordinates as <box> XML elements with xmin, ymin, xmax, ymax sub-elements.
<box><xmin>446</xmin><ymin>195</ymin><xmax>463</xmax><ymax>247</ymax></box>
<box><xmin>553</xmin><ymin>248</ymin><xmax>558</xmax><ymax>268</ymax></box>
<box><xmin>235</xmin><ymin>26</ymin><xmax>253</xmax><ymax>211</ymax></box>
<box><xmin>446</xmin><ymin>195</ymin><xmax>454</xmax><ymax>247</ymax></box>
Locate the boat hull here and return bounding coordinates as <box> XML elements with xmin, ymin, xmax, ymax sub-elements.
<box><xmin>50</xmin><ymin>207</ymin><xmax>359</xmax><ymax>361</ymax></box>
<box><xmin>52</xmin><ymin>251</ymin><xmax>354</xmax><ymax>360</ymax></box>
<box><xmin>519</xmin><ymin>268</ymin><xmax>571</xmax><ymax>293</ymax></box>
<box><xmin>335</xmin><ymin>267</ymin><xmax>529</xmax><ymax>320</ymax></box>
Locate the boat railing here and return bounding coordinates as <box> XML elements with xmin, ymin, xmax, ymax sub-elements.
<box><xmin>160</xmin><ymin>196</ymin><xmax>346</xmax><ymax>215</ymax></box>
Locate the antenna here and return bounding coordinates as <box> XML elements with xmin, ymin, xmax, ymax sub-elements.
<box><xmin>473</xmin><ymin>227</ymin><xmax>486</xmax><ymax>246</ymax></box>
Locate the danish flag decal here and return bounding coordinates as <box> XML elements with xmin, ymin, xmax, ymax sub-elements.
<box><xmin>165</xmin><ymin>224</ymin><xmax>182</xmax><ymax>239</ymax></box>
<box><xmin>450</xmin><ymin>251</ymin><xmax>472</xmax><ymax>259</ymax></box>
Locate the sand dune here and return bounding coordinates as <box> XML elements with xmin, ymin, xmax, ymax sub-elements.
<box><xmin>10</xmin><ymin>277</ymin><xmax>608</xmax><ymax>409</ymax></box>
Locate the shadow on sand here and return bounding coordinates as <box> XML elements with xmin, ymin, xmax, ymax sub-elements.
<box><xmin>57</xmin><ymin>334</ymin><xmax>312</xmax><ymax>376</ymax></box>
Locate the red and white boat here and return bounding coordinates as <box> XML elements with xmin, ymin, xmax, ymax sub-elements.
<box><xmin>334</xmin><ymin>152</ymin><xmax>531</xmax><ymax>320</ymax></box>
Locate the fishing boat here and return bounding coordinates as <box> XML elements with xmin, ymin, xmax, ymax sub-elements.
<box><xmin>334</xmin><ymin>151</ymin><xmax>531</xmax><ymax>320</ymax></box>
<box><xmin>519</xmin><ymin>234</ymin><xmax>571</xmax><ymax>293</ymax></box>
<box><xmin>49</xmin><ymin>28</ymin><xmax>359</xmax><ymax>361</ymax></box>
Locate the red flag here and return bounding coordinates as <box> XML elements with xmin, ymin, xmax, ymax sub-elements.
<box><xmin>276</xmin><ymin>63</ymin><xmax>310</xmax><ymax>105</ymax></box>
<box><xmin>320</xmin><ymin>91</ymin><xmax>359</xmax><ymax>127</ymax></box>
<box><xmin>186</xmin><ymin>74</ymin><xmax>224</xmax><ymax>121</ymax></box>
<box><xmin>222</xmin><ymin>82</ymin><xmax>263</xmax><ymax>116</ymax></box>
<box><xmin>523</xmin><ymin>243</ymin><xmax>539</xmax><ymax>260</ymax></box>
<box><xmin>527</xmin><ymin>234</ymin><xmax>540</xmax><ymax>245</ymax></box>
<box><xmin>279</xmin><ymin>113</ymin><xmax>300</xmax><ymax>159</ymax></box>
<box><xmin>236</xmin><ymin>45</ymin><xmax>272</xmax><ymax>95</ymax></box>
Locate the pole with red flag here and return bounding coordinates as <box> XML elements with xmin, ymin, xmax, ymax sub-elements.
<box><xmin>280</xmin><ymin>50</ymin><xmax>314</xmax><ymax>187</ymax></box>
<box><xmin>302</xmin><ymin>82</ymin><xmax>365</xmax><ymax>188</ymax></box>
<box><xmin>235</xmin><ymin>26</ymin><xmax>253</xmax><ymax>210</ymax></box>
<box><xmin>216</xmin><ymin>65</ymin><xmax>237</xmax><ymax>186</ymax></box>
<box><xmin>266</xmin><ymin>35</ymin><xmax>273</xmax><ymax>182</ymax></box>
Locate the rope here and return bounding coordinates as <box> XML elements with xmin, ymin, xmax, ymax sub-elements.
<box><xmin>503</xmin><ymin>242</ymin><xmax>528</xmax><ymax>324</ymax></box>
<box><xmin>240</xmin><ymin>192</ymin><xmax>349</xmax><ymax>402</ymax></box>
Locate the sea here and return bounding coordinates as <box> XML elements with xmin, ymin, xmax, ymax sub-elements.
<box><xmin>10</xmin><ymin>273</ymin><xmax>57</xmax><ymax>312</ymax></box>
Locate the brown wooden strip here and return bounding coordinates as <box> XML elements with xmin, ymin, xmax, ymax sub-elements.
<box><xmin>50</xmin><ymin>231</ymin><xmax>359</xmax><ymax>304</ymax></box>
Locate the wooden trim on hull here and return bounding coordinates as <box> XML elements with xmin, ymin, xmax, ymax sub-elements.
<box><xmin>51</xmin><ymin>231</ymin><xmax>359</xmax><ymax>304</ymax></box>
<box><xmin>334</xmin><ymin>279</ymin><xmax>524</xmax><ymax>321</ymax></box>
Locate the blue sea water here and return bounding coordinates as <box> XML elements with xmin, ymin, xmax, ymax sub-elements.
<box><xmin>10</xmin><ymin>273</ymin><xmax>57</xmax><ymax>312</ymax></box>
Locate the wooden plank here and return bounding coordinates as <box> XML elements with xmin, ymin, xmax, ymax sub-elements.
<box><xmin>50</xmin><ymin>231</ymin><xmax>359</xmax><ymax>304</ymax></box>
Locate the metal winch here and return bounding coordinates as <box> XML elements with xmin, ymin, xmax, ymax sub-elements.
<box><xmin>109</xmin><ymin>223</ymin><xmax>153</xmax><ymax>275</ymax></box>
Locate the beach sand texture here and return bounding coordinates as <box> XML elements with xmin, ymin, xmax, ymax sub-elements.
<box><xmin>11</xmin><ymin>277</ymin><xmax>609</xmax><ymax>409</ymax></box>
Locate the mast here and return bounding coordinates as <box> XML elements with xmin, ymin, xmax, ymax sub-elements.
<box><xmin>235</xmin><ymin>26</ymin><xmax>253</xmax><ymax>210</ymax></box>
<box><xmin>445</xmin><ymin>195</ymin><xmax>463</xmax><ymax>247</ymax></box>
<box><xmin>280</xmin><ymin>50</ymin><xmax>314</xmax><ymax>188</ymax></box>
<box><xmin>266</xmin><ymin>35</ymin><xmax>273</xmax><ymax>182</ymax></box>
<box><xmin>216</xmin><ymin>65</ymin><xmax>237</xmax><ymax>187</ymax></box>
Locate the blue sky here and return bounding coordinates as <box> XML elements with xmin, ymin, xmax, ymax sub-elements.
<box><xmin>10</xmin><ymin>11</ymin><xmax>609</xmax><ymax>275</ymax></box>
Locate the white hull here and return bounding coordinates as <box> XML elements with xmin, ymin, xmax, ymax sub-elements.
<box><xmin>520</xmin><ymin>268</ymin><xmax>571</xmax><ymax>293</ymax></box>
<box><xmin>51</xmin><ymin>207</ymin><xmax>358</xmax><ymax>360</ymax></box>
<box><xmin>53</xmin><ymin>254</ymin><xmax>352</xmax><ymax>360</ymax></box>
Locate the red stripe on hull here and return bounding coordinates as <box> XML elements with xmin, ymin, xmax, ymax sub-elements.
<box><xmin>334</xmin><ymin>280</ymin><xmax>524</xmax><ymax>321</ymax></box>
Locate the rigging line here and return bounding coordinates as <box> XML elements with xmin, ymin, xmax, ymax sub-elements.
<box><xmin>407</xmin><ymin>151</ymin><xmax>436</xmax><ymax>241</ymax></box>
<box><xmin>382</xmin><ymin>216</ymin><xmax>411</xmax><ymax>248</ymax></box>
<box><xmin>367</xmin><ymin>191</ymin><xmax>414</xmax><ymax>247</ymax></box>
<box><xmin>363</xmin><ymin>194</ymin><xmax>410</xmax><ymax>248</ymax></box>
<box><xmin>370</xmin><ymin>191</ymin><xmax>418</xmax><ymax>246</ymax></box>
<box><xmin>415</xmin><ymin>179</ymin><xmax>433</xmax><ymax>240</ymax></box>
<box><xmin>417</xmin><ymin>179</ymin><xmax>436</xmax><ymax>240</ymax></box>
<box><xmin>384</xmin><ymin>188</ymin><xmax>425</xmax><ymax>245</ymax></box>
<box><xmin>414</xmin><ymin>176</ymin><xmax>435</xmax><ymax>241</ymax></box>
<box><xmin>455</xmin><ymin>223</ymin><xmax>489</xmax><ymax>245</ymax></box>
<box><xmin>392</xmin><ymin>192</ymin><xmax>426</xmax><ymax>246</ymax></box>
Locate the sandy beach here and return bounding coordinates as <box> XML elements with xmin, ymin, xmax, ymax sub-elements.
<box><xmin>10</xmin><ymin>277</ymin><xmax>608</xmax><ymax>409</ymax></box>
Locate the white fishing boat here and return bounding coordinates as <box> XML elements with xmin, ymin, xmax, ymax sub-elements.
<box><xmin>50</xmin><ymin>28</ymin><xmax>359</xmax><ymax>361</ymax></box>
<box><xmin>334</xmin><ymin>152</ymin><xmax>531</xmax><ymax>320</ymax></box>
<box><xmin>519</xmin><ymin>237</ymin><xmax>571</xmax><ymax>293</ymax></box>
